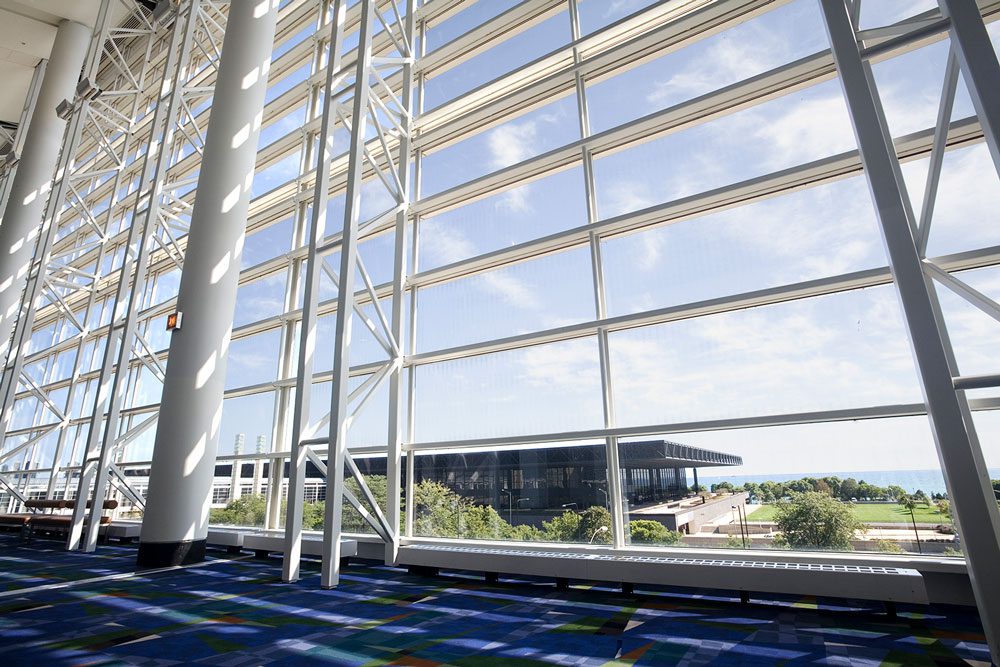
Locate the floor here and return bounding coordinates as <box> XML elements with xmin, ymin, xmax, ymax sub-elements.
<box><xmin>0</xmin><ymin>533</ymin><xmax>991</xmax><ymax>666</ymax></box>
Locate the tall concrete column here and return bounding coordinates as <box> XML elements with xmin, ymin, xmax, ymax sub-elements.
<box><xmin>0</xmin><ymin>20</ymin><xmax>88</xmax><ymax>352</ymax></box>
<box><xmin>138</xmin><ymin>1</ymin><xmax>279</xmax><ymax>567</ymax></box>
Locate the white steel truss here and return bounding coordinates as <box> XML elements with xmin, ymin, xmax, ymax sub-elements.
<box><xmin>0</xmin><ymin>0</ymin><xmax>152</xmax><ymax>508</ymax></box>
<box><xmin>67</xmin><ymin>0</ymin><xmax>229</xmax><ymax>553</ymax></box>
<box><xmin>282</xmin><ymin>0</ymin><xmax>416</xmax><ymax>587</ymax></box>
<box><xmin>0</xmin><ymin>0</ymin><xmax>998</xmax><ymax>659</ymax></box>
<box><xmin>822</xmin><ymin>0</ymin><xmax>1000</xmax><ymax>656</ymax></box>
<box><xmin>0</xmin><ymin>0</ymin><xmax>229</xmax><ymax>550</ymax></box>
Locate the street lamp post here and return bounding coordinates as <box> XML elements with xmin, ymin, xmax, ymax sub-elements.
<box><xmin>590</xmin><ymin>526</ymin><xmax>609</xmax><ymax>544</ymax></box>
<box><xmin>500</xmin><ymin>489</ymin><xmax>512</xmax><ymax>524</ymax></box>
<box><xmin>731</xmin><ymin>505</ymin><xmax>746</xmax><ymax>548</ymax></box>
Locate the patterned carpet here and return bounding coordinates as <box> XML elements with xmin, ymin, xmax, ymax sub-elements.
<box><xmin>0</xmin><ymin>533</ymin><xmax>991</xmax><ymax>666</ymax></box>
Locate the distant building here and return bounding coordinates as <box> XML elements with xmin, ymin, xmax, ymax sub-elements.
<box><xmin>208</xmin><ymin>440</ymin><xmax>742</xmax><ymax>518</ymax></box>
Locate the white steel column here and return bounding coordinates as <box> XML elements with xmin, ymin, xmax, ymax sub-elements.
<box><xmin>403</xmin><ymin>14</ymin><xmax>427</xmax><ymax>546</ymax></box>
<box><xmin>265</xmin><ymin>3</ymin><xmax>333</xmax><ymax>534</ymax></box>
<box><xmin>821</xmin><ymin>1</ymin><xmax>1000</xmax><ymax>661</ymax></box>
<box><xmin>0</xmin><ymin>1</ymin><xmax>113</xmax><ymax>456</ymax></box>
<box><xmin>282</xmin><ymin>0</ymin><xmax>415</xmax><ymax>588</ymax></box>
<box><xmin>0</xmin><ymin>20</ymin><xmax>88</xmax><ymax>355</ymax></box>
<box><xmin>283</xmin><ymin>0</ymin><xmax>349</xmax><ymax>583</ymax></box>
<box><xmin>569</xmin><ymin>0</ymin><xmax>626</xmax><ymax>549</ymax></box>
<box><xmin>321</xmin><ymin>0</ymin><xmax>377</xmax><ymax>589</ymax></box>
<box><xmin>138</xmin><ymin>0</ymin><xmax>279</xmax><ymax>567</ymax></box>
<box><xmin>384</xmin><ymin>0</ymin><xmax>416</xmax><ymax>567</ymax></box>
<box><xmin>937</xmin><ymin>0</ymin><xmax>1000</xmax><ymax>173</ymax></box>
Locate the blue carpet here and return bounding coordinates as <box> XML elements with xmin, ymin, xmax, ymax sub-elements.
<box><xmin>0</xmin><ymin>534</ymin><xmax>991</xmax><ymax>665</ymax></box>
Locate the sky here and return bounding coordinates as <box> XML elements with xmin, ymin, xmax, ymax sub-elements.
<box><xmin>10</xmin><ymin>0</ymin><xmax>1000</xmax><ymax>486</ymax></box>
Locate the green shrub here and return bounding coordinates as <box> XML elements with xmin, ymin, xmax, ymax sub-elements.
<box><xmin>628</xmin><ymin>519</ymin><xmax>682</xmax><ymax>545</ymax></box>
<box><xmin>872</xmin><ymin>539</ymin><xmax>904</xmax><ymax>554</ymax></box>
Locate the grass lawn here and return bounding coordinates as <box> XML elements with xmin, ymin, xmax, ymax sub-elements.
<box><xmin>747</xmin><ymin>502</ymin><xmax>950</xmax><ymax>524</ymax></box>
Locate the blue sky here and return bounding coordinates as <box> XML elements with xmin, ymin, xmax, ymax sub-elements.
<box><xmin>96</xmin><ymin>0</ymin><xmax>1000</xmax><ymax>482</ymax></box>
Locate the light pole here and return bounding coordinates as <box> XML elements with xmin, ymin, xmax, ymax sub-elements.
<box><xmin>500</xmin><ymin>489</ymin><xmax>512</xmax><ymax>524</ymax></box>
<box><xmin>731</xmin><ymin>505</ymin><xmax>747</xmax><ymax>548</ymax></box>
<box><xmin>731</xmin><ymin>506</ymin><xmax>746</xmax><ymax>548</ymax></box>
<box><xmin>739</xmin><ymin>503</ymin><xmax>750</xmax><ymax>547</ymax></box>
<box><xmin>590</xmin><ymin>526</ymin><xmax>609</xmax><ymax>544</ymax></box>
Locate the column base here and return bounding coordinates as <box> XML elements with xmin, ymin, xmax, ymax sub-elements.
<box><xmin>136</xmin><ymin>539</ymin><xmax>206</xmax><ymax>567</ymax></box>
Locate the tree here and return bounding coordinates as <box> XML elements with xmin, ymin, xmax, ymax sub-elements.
<box><xmin>711</xmin><ymin>481</ymin><xmax>734</xmax><ymax>493</ymax></box>
<box><xmin>774</xmin><ymin>492</ymin><xmax>866</xmax><ymax>550</ymax></box>
<box><xmin>786</xmin><ymin>479</ymin><xmax>812</xmax><ymax>494</ymax></box>
<box><xmin>857</xmin><ymin>482</ymin><xmax>886</xmax><ymax>501</ymax></box>
<box><xmin>886</xmin><ymin>485</ymin><xmax>907</xmax><ymax>502</ymax></box>
<box><xmin>839</xmin><ymin>478</ymin><xmax>860</xmax><ymax>501</ymax></box>
<box><xmin>628</xmin><ymin>520</ymin><xmax>682</xmax><ymax>545</ymax></box>
<box><xmin>302</xmin><ymin>500</ymin><xmax>324</xmax><ymax>530</ymax></box>
<box><xmin>578</xmin><ymin>506</ymin><xmax>613</xmax><ymax>544</ymax></box>
<box><xmin>413</xmin><ymin>480</ymin><xmax>513</xmax><ymax>540</ymax></box>
<box><xmin>824</xmin><ymin>476</ymin><xmax>843</xmax><ymax>499</ymax></box>
<box><xmin>541</xmin><ymin>510</ymin><xmax>581</xmax><ymax>542</ymax></box>
<box><xmin>209</xmin><ymin>494</ymin><xmax>268</xmax><ymax>527</ymax></box>
<box><xmin>935</xmin><ymin>499</ymin><xmax>952</xmax><ymax>523</ymax></box>
<box><xmin>509</xmin><ymin>524</ymin><xmax>544</xmax><ymax>541</ymax></box>
<box><xmin>759</xmin><ymin>481</ymin><xmax>784</xmax><ymax>503</ymax></box>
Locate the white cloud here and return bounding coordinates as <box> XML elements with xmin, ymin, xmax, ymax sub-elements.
<box><xmin>480</xmin><ymin>271</ymin><xmax>542</xmax><ymax>311</ymax></box>
<box><xmin>645</xmin><ymin>18</ymin><xmax>795</xmax><ymax>110</ymax></box>
<box><xmin>497</xmin><ymin>184</ymin><xmax>533</xmax><ymax>214</ymax></box>
<box><xmin>485</xmin><ymin>108</ymin><xmax>568</xmax><ymax>171</ymax></box>
<box><xmin>488</xmin><ymin>122</ymin><xmax>537</xmax><ymax>170</ymax></box>
<box><xmin>609</xmin><ymin>289</ymin><xmax>920</xmax><ymax>427</ymax></box>
<box><xmin>419</xmin><ymin>217</ymin><xmax>477</xmax><ymax>266</ymax></box>
<box><xmin>599</xmin><ymin>181</ymin><xmax>656</xmax><ymax>219</ymax></box>
<box><xmin>516</xmin><ymin>338</ymin><xmax>601</xmax><ymax>393</ymax></box>
<box><xmin>749</xmin><ymin>94</ymin><xmax>856</xmax><ymax>170</ymax></box>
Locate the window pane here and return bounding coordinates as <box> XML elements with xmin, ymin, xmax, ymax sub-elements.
<box><xmin>422</xmin><ymin>95</ymin><xmax>579</xmax><ymax>196</ymax></box>
<box><xmin>586</xmin><ymin>0</ymin><xmax>828</xmax><ymax>134</ymax></box>
<box><xmin>609</xmin><ymin>286</ymin><xmax>921</xmax><ymax>427</ymax></box>
<box><xmin>592</xmin><ymin>80</ymin><xmax>856</xmax><ymax>220</ymax></box>
<box><xmin>602</xmin><ymin>177</ymin><xmax>886</xmax><ymax>317</ymax></box>
<box><xmin>414</xmin><ymin>338</ymin><xmax>604</xmax><ymax>442</ymax></box>
<box><xmin>412</xmin><ymin>444</ymin><xmax>609</xmax><ymax>544</ymax></box>
<box><xmin>226</xmin><ymin>330</ymin><xmax>282</xmax><ymax>389</ymax></box>
<box><xmin>617</xmin><ymin>416</ymin><xmax>958</xmax><ymax>555</ymax></box>
<box><xmin>418</xmin><ymin>166</ymin><xmax>588</xmax><ymax>271</ymax></box>
<box><xmin>423</xmin><ymin>11</ymin><xmax>569</xmax><ymax>109</ymax></box>
<box><xmin>416</xmin><ymin>247</ymin><xmax>595</xmax><ymax>352</ymax></box>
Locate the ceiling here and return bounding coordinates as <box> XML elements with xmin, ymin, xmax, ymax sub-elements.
<box><xmin>0</xmin><ymin>0</ymin><xmax>104</xmax><ymax>125</ymax></box>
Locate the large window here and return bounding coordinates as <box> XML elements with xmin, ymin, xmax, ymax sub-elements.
<box><xmin>3</xmin><ymin>0</ymin><xmax>998</xmax><ymax>566</ymax></box>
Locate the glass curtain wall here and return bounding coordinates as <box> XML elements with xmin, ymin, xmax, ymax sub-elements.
<box><xmin>3</xmin><ymin>0</ymin><xmax>1000</xmax><ymax>560</ymax></box>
